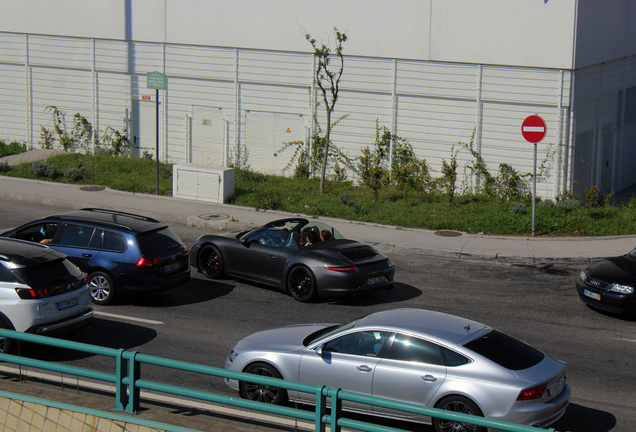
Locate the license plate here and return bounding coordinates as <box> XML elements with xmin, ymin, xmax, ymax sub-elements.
<box><xmin>163</xmin><ymin>262</ymin><xmax>181</xmax><ymax>274</ymax></box>
<box><xmin>547</xmin><ymin>378</ymin><xmax>565</xmax><ymax>398</ymax></box>
<box><xmin>367</xmin><ymin>276</ymin><xmax>386</xmax><ymax>285</ymax></box>
<box><xmin>584</xmin><ymin>289</ymin><xmax>601</xmax><ymax>301</ymax></box>
<box><xmin>56</xmin><ymin>297</ymin><xmax>78</xmax><ymax>311</ymax></box>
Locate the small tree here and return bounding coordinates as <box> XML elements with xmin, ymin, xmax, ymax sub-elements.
<box><xmin>306</xmin><ymin>27</ymin><xmax>347</xmax><ymax>194</ymax></box>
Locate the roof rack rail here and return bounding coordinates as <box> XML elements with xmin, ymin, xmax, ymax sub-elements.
<box><xmin>79</xmin><ymin>208</ymin><xmax>161</xmax><ymax>224</ymax></box>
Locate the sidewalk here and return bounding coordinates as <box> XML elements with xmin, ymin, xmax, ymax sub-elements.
<box><xmin>1</xmin><ymin>173</ymin><xmax>634</xmax><ymax>265</ymax></box>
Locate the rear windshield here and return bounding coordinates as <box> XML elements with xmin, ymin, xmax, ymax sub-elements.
<box><xmin>12</xmin><ymin>259</ymin><xmax>85</xmax><ymax>294</ymax></box>
<box><xmin>463</xmin><ymin>330</ymin><xmax>545</xmax><ymax>371</ymax></box>
<box><xmin>136</xmin><ymin>227</ymin><xmax>183</xmax><ymax>254</ymax></box>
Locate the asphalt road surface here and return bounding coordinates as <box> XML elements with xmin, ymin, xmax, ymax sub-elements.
<box><xmin>1</xmin><ymin>201</ymin><xmax>635</xmax><ymax>432</ymax></box>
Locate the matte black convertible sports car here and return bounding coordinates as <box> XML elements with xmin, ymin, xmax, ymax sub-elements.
<box><xmin>190</xmin><ymin>218</ymin><xmax>394</xmax><ymax>302</ymax></box>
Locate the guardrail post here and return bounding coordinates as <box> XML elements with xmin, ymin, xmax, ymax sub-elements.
<box><xmin>114</xmin><ymin>348</ymin><xmax>126</xmax><ymax>411</ymax></box>
<box><xmin>330</xmin><ymin>388</ymin><xmax>342</xmax><ymax>432</ymax></box>
<box><xmin>315</xmin><ymin>386</ymin><xmax>326</xmax><ymax>432</ymax></box>
<box><xmin>126</xmin><ymin>351</ymin><xmax>140</xmax><ymax>413</ymax></box>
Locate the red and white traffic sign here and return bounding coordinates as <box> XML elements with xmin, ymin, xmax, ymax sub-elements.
<box><xmin>521</xmin><ymin>115</ymin><xmax>546</xmax><ymax>143</ymax></box>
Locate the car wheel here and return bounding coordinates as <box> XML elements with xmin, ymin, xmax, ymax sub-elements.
<box><xmin>433</xmin><ymin>396</ymin><xmax>485</xmax><ymax>432</ymax></box>
<box><xmin>89</xmin><ymin>271</ymin><xmax>116</xmax><ymax>305</ymax></box>
<box><xmin>198</xmin><ymin>245</ymin><xmax>224</xmax><ymax>279</ymax></box>
<box><xmin>0</xmin><ymin>320</ymin><xmax>15</xmax><ymax>354</ymax></box>
<box><xmin>239</xmin><ymin>362</ymin><xmax>288</xmax><ymax>405</ymax></box>
<box><xmin>286</xmin><ymin>266</ymin><xmax>316</xmax><ymax>302</ymax></box>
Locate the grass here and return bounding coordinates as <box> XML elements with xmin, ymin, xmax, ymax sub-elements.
<box><xmin>1</xmin><ymin>151</ymin><xmax>635</xmax><ymax>236</ymax></box>
<box><xmin>0</xmin><ymin>141</ymin><xmax>27</xmax><ymax>157</ymax></box>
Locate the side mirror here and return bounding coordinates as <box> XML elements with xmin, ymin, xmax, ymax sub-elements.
<box><xmin>315</xmin><ymin>345</ymin><xmax>324</xmax><ymax>357</ymax></box>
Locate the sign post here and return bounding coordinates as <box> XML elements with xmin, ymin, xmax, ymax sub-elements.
<box><xmin>147</xmin><ymin>72</ymin><xmax>166</xmax><ymax>195</ymax></box>
<box><xmin>521</xmin><ymin>115</ymin><xmax>547</xmax><ymax>237</ymax></box>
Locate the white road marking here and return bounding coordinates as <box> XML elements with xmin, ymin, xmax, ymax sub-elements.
<box><xmin>94</xmin><ymin>311</ymin><xmax>164</xmax><ymax>325</ymax></box>
<box><xmin>615</xmin><ymin>337</ymin><xmax>636</xmax><ymax>343</ymax></box>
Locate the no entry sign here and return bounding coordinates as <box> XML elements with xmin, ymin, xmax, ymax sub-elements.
<box><xmin>522</xmin><ymin>115</ymin><xmax>547</xmax><ymax>143</ymax></box>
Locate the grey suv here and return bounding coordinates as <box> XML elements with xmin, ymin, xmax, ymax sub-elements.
<box><xmin>2</xmin><ymin>209</ymin><xmax>190</xmax><ymax>305</ymax></box>
<box><xmin>0</xmin><ymin>238</ymin><xmax>94</xmax><ymax>353</ymax></box>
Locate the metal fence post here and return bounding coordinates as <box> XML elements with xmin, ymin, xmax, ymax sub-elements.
<box><xmin>127</xmin><ymin>351</ymin><xmax>141</xmax><ymax>413</ymax></box>
<box><xmin>114</xmin><ymin>348</ymin><xmax>127</xmax><ymax>411</ymax></box>
<box><xmin>330</xmin><ymin>388</ymin><xmax>342</xmax><ymax>432</ymax></box>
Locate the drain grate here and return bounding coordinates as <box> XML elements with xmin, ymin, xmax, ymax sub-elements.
<box><xmin>434</xmin><ymin>230</ymin><xmax>462</xmax><ymax>237</ymax></box>
<box><xmin>79</xmin><ymin>185</ymin><xmax>106</xmax><ymax>192</ymax></box>
<box><xmin>199</xmin><ymin>213</ymin><xmax>229</xmax><ymax>221</ymax></box>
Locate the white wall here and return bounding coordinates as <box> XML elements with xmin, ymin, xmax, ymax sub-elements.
<box><xmin>2</xmin><ymin>0</ymin><xmax>631</xmax><ymax>70</ymax></box>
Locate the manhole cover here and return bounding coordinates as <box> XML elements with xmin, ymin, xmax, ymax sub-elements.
<box><xmin>434</xmin><ymin>230</ymin><xmax>462</xmax><ymax>237</ymax></box>
<box><xmin>79</xmin><ymin>185</ymin><xmax>106</xmax><ymax>192</ymax></box>
<box><xmin>199</xmin><ymin>213</ymin><xmax>229</xmax><ymax>221</ymax></box>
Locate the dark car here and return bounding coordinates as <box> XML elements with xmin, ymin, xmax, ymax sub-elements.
<box><xmin>190</xmin><ymin>218</ymin><xmax>394</xmax><ymax>302</ymax></box>
<box><xmin>1</xmin><ymin>208</ymin><xmax>190</xmax><ymax>305</ymax></box>
<box><xmin>576</xmin><ymin>248</ymin><xmax>636</xmax><ymax>314</ymax></box>
<box><xmin>0</xmin><ymin>238</ymin><xmax>93</xmax><ymax>353</ymax></box>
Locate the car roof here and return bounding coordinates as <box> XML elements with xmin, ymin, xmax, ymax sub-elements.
<box><xmin>0</xmin><ymin>238</ymin><xmax>67</xmax><ymax>267</ymax></box>
<box><xmin>354</xmin><ymin>308</ymin><xmax>490</xmax><ymax>345</ymax></box>
<box><xmin>45</xmin><ymin>208</ymin><xmax>167</xmax><ymax>233</ymax></box>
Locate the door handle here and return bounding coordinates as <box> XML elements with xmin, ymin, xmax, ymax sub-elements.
<box><xmin>421</xmin><ymin>375</ymin><xmax>437</xmax><ymax>382</ymax></box>
<box><xmin>267</xmin><ymin>255</ymin><xmax>277</xmax><ymax>260</ymax></box>
<box><xmin>357</xmin><ymin>365</ymin><xmax>372</xmax><ymax>372</ymax></box>
<box><xmin>82</xmin><ymin>254</ymin><xmax>93</xmax><ymax>258</ymax></box>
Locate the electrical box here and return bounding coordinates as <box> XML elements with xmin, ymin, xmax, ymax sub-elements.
<box><xmin>172</xmin><ymin>163</ymin><xmax>234</xmax><ymax>203</ymax></box>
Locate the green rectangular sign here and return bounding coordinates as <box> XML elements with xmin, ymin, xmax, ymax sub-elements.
<box><xmin>147</xmin><ymin>71</ymin><xmax>166</xmax><ymax>90</ymax></box>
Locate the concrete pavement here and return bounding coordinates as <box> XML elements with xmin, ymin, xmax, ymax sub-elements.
<box><xmin>1</xmin><ymin>156</ymin><xmax>635</xmax><ymax>264</ymax></box>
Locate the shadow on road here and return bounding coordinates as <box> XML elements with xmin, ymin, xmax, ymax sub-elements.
<box><xmin>553</xmin><ymin>402</ymin><xmax>616</xmax><ymax>432</ymax></box>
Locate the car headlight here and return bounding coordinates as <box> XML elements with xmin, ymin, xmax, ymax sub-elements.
<box><xmin>578</xmin><ymin>271</ymin><xmax>586</xmax><ymax>282</ymax></box>
<box><xmin>609</xmin><ymin>283</ymin><xmax>634</xmax><ymax>294</ymax></box>
<box><xmin>227</xmin><ymin>349</ymin><xmax>239</xmax><ymax>363</ymax></box>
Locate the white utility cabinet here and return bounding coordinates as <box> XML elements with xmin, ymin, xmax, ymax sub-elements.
<box><xmin>172</xmin><ymin>163</ymin><xmax>234</xmax><ymax>203</ymax></box>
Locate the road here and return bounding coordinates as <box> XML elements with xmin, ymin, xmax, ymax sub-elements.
<box><xmin>1</xmin><ymin>201</ymin><xmax>635</xmax><ymax>432</ymax></box>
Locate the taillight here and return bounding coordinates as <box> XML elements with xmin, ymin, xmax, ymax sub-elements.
<box><xmin>16</xmin><ymin>288</ymin><xmax>50</xmax><ymax>299</ymax></box>
<box><xmin>182</xmin><ymin>246</ymin><xmax>189</xmax><ymax>256</ymax></box>
<box><xmin>517</xmin><ymin>384</ymin><xmax>547</xmax><ymax>401</ymax></box>
<box><xmin>136</xmin><ymin>257</ymin><xmax>163</xmax><ymax>267</ymax></box>
<box><xmin>324</xmin><ymin>265</ymin><xmax>357</xmax><ymax>272</ymax></box>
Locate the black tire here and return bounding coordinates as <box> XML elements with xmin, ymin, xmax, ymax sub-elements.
<box><xmin>0</xmin><ymin>320</ymin><xmax>15</xmax><ymax>355</ymax></box>
<box><xmin>239</xmin><ymin>362</ymin><xmax>288</xmax><ymax>405</ymax></box>
<box><xmin>286</xmin><ymin>266</ymin><xmax>316</xmax><ymax>302</ymax></box>
<box><xmin>198</xmin><ymin>245</ymin><xmax>224</xmax><ymax>279</ymax></box>
<box><xmin>89</xmin><ymin>271</ymin><xmax>116</xmax><ymax>305</ymax></box>
<box><xmin>433</xmin><ymin>396</ymin><xmax>486</xmax><ymax>432</ymax></box>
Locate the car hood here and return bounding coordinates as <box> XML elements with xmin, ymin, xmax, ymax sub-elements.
<box><xmin>586</xmin><ymin>255</ymin><xmax>636</xmax><ymax>284</ymax></box>
<box><xmin>234</xmin><ymin>323</ymin><xmax>333</xmax><ymax>353</ymax></box>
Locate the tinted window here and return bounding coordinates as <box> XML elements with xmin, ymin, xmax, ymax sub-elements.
<box><xmin>388</xmin><ymin>334</ymin><xmax>444</xmax><ymax>365</ymax></box>
<box><xmin>12</xmin><ymin>259</ymin><xmax>85</xmax><ymax>294</ymax></box>
<box><xmin>89</xmin><ymin>229</ymin><xmax>103</xmax><ymax>249</ymax></box>
<box><xmin>14</xmin><ymin>222</ymin><xmax>59</xmax><ymax>243</ymax></box>
<box><xmin>58</xmin><ymin>224</ymin><xmax>96</xmax><ymax>248</ymax></box>
<box><xmin>136</xmin><ymin>227</ymin><xmax>183</xmax><ymax>254</ymax></box>
<box><xmin>463</xmin><ymin>330</ymin><xmax>545</xmax><ymax>370</ymax></box>
<box><xmin>103</xmin><ymin>231</ymin><xmax>126</xmax><ymax>251</ymax></box>
<box><xmin>441</xmin><ymin>347</ymin><xmax>471</xmax><ymax>366</ymax></box>
<box><xmin>324</xmin><ymin>331</ymin><xmax>390</xmax><ymax>357</ymax></box>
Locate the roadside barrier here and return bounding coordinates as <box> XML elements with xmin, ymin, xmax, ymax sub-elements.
<box><xmin>0</xmin><ymin>329</ymin><xmax>564</xmax><ymax>432</ymax></box>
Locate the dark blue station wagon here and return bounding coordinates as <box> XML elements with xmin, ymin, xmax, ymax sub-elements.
<box><xmin>1</xmin><ymin>208</ymin><xmax>190</xmax><ymax>305</ymax></box>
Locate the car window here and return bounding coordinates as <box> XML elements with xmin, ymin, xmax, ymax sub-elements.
<box><xmin>11</xmin><ymin>258</ymin><xmax>84</xmax><ymax>291</ymax></box>
<box><xmin>246</xmin><ymin>228</ymin><xmax>290</xmax><ymax>247</ymax></box>
<box><xmin>58</xmin><ymin>224</ymin><xmax>97</xmax><ymax>248</ymax></box>
<box><xmin>324</xmin><ymin>331</ymin><xmax>390</xmax><ymax>357</ymax></box>
<box><xmin>103</xmin><ymin>230</ymin><xmax>127</xmax><ymax>252</ymax></box>
<box><xmin>441</xmin><ymin>347</ymin><xmax>471</xmax><ymax>366</ymax></box>
<box><xmin>136</xmin><ymin>227</ymin><xmax>183</xmax><ymax>254</ymax></box>
<box><xmin>463</xmin><ymin>330</ymin><xmax>545</xmax><ymax>370</ymax></box>
<box><xmin>14</xmin><ymin>222</ymin><xmax>60</xmax><ymax>244</ymax></box>
<box><xmin>388</xmin><ymin>334</ymin><xmax>445</xmax><ymax>365</ymax></box>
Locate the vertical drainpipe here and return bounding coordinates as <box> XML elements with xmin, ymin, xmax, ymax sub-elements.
<box><xmin>475</xmin><ymin>64</ymin><xmax>483</xmax><ymax>189</ymax></box>
<box><xmin>555</xmin><ymin>70</ymin><xmax>564</xmax><ymax>197</ymax></box>
<box><xmin>162</xmin><ymin>43</ymin><xmax>167</xmax><ymax>162</ymax></box>
<box><xmin>566</xmin><ymin>73</ymin><xmax>576</xmax><ymax>191</ymax></box>
<box><xmin>24</xmin><ymin>34</ymin><xmax>31</xmax><ymax>150</ymax></box>
<box><xmin>389</xmin><ymin>59</ymin><xmax>397</xmax><ymax>170</ymax></box>
<box><xmin>310</xmin><ymin>54</ymin><xmax>316</xmax><ymax>153</ymax></box>
<box><xmin>234</xmin><ymin>49</ymin><xmax>240</xmax><ymax>165</ymax></box>
<box><xmin>92</xmin><ymin>39</ymin><xmax>96</xmax><ymax>154</ymax></box>
<box><xmin>594</xmin><ymin>63</ymin><xmax>604</xmax><ymax>189</ymax></box>
<box><xmin>616</xmin><ymin>57</ymin><xmax>627</xmax><ymax>192</ymax></box>
<box><xmin>184</xmin><ymin>114</ymin><xmax>189</xmax><ymax>163</ymax></box>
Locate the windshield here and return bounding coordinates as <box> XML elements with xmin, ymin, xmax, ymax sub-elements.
<box><xmin>304</xmin><ymin>317</ymin><xmax>364</xmax><ymax>346</ymax></box>
<box><xmin>463</xmin><ymin>330</ymin><xmax>545</xmax><ymax>371</ymax></box>
<box><xmin>136</xmin><ymin>227</ymin><xmax>184</xmax><ymax>254</ymax></box>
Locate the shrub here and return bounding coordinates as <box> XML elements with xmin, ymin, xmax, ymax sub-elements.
<box><xmin>30</xmin><ymin>161</ymin><xmax>49</xmax><ymax>177</ymax></box>
<box><xmin>510</xmin><ymin>203</ymin><xmax>527</xmax><ymax>214</ymax></box>
<box><xmin>0</xmin><ymin>161</ymin><xmax>11</xmax><ymax>173</ymax></box>
<box><xmin>339</xmin><ymin>192</ymin><xmax>350</xmax><ymax>205</ymax></box>
<box><xmin>353</xmin><ymin>203</ymin><xmax>361</xmax><ymax>213</ymax></box>
<box><xmin>44</xmin><ymin>164</ymin><xmax>59</xmax><ymax>179</ymax></box>
<box><xmin>64</xmin><ymin>166</ymin><xmax>87</xmax><ymax>182</ymax></box>
<box><xmin>558</xmin><ymin>199</ymin><xmax>580</xmax><ymax>210</ymax></box>
<box><xmin>538</xmin><ymin>199</ymin><xmax>555</xmax><ymax>208</ymax></box>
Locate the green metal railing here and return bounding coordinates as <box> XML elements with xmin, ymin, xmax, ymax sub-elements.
<box><xmin>0</xmin><ymin>329</ymin><xmax>563</xmax><ymax>432</ymax></box>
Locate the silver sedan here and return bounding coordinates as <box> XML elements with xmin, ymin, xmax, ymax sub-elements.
<box><xmin>224</xmin><ymin>308</ymin><xmax>570</xmax><ymax>432</ymax></box>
